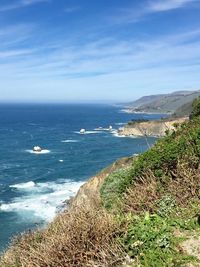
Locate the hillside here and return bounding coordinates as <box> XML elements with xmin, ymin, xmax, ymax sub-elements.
<box><xmin>1</xmin><ymin>98</ymin><xmax>200</xmax><ymax>267</ymax></box>
<box><xmin>172</xmin><ymin>100</ymin><xmax>194</xmax><ymax>118</ymax></box>
<box><xmin>126</xmin><ymin>90</ymin><xmax>200</xmax><ymax>114</ymax></box>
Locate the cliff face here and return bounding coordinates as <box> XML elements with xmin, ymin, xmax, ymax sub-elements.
<box><xmin>70</xmin><ymin>156</ymin><xmax>134</xmax><ymax>209</ymax></box>
<box><xmin>118</xmin><ymin>117</ymin><xmax>188</xmax><ymax>137</ymax></box>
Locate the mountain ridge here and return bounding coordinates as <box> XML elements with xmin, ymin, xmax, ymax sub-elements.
<box><xmin>126</xmin><ymin>90</ymin><xmax>200</xmax><ymax>114</ymax></box>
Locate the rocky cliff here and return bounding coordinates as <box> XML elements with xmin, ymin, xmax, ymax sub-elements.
<box><xmin>69</xmin><ymin>156</ymin><xmax>134</xmax><ymax>209</ymax></box>
<box><xmin>118</xmin><ymin>117</ymin><xmax>188</xmax><ymax>137</ymax></box>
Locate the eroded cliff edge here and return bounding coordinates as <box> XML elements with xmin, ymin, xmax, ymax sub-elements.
<box><xmin>118</xmin><ymin>117</ymin><xmax>188</xmax><ymax>137</ymax></box>
<box><xmin>69</xmin><ymin>156</ymin><xmax>134</xmax><ymax>209</ymax></box>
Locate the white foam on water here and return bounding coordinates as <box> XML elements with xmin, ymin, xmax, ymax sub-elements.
<box><xmin>111</xmin><ymin>130</ymin><xmax>122</xmax><ymax>137</ymax></box>
<box><xmin>59</xmin><ymin>160</ymin><xmax>64</xmax><ymax>162</ymax></box>
<box><xmin>2</xmin><ymin>180</ymin><xmax>84</xmax><ymax>222</ymax></box>
<box><xmin>26</xmin><ymin>149</ymin><xmax>51</xmax><ymax>154</ymax></box>
<box><xmin>112</xmin><ymin>130</ymin><xmax>137</xmax><ymax>138</ymax></box>
<box><xmin>10</xmin><ymin>181</ymin><xmax>36</xmax><ymax>189</ymax></box>
<box><xmin>115</xmin><ymin>122</ymin><xmax>126</xmax><ymax>126</ymax></box>
<box><xmin>61</xmin><ymin>140</ymin><xmax>79</xmax><ymax>143</ymax></box>
<box><xmin>74</xmin><ymin>130</ymin><xmax>102</xmax><ymax>135</ymax></box>
<box><xmin>94</xmin><ymin>128</ymin><xmax>111</xmax><ymax>131</ymax></box>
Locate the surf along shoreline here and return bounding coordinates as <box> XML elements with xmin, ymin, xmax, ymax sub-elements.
<box><xmin>0</xmin><ymin>110</ymin><xmax>165</xmax><ymax>255</ymax></box>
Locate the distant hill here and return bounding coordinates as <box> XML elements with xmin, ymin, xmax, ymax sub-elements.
<box><xmin>126</xmin><ymin>90</ymin><xmax>200</xmax><ymax>114</ymax></box>
<box><xmin>172</xmin><ymin>100</ymin><xmax>194</xmax><ymax>118</ymax></box>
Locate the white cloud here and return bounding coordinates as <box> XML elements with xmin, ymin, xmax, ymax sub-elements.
<box><xmin>0</xmin><ymin>49</ymin><xmax>35</xmax><ymax>59</ymax></box>
<box><xmin>64</xmin><ymin>6</ymin><xmax>80</xmax><ymax>13</ymax></box>
<box><xmin>0</xmin><ymin>0</ymin><xmax>49</xmax><ymax>12</ymax></box>
<box><xmin>149</xmin><ymin>0</ymin><xmax>195</xmax><ymax>12</ymax></box>
<box><xmin>0</xmin><ymin>24</ymin><xmax>200</xmax><ymax>102</ymax></box>
<box><xmin>111</xmin><ymin>0</ymin><xmax>198</xmax><ymax>24</ymax></box>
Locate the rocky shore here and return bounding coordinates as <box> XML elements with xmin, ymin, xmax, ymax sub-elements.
<box><xmin>118</xmin><ymin>117</ymin><xmax>188</xmax><ymax>137</ymax></box>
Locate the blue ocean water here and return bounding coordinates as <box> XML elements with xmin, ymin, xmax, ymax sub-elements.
<box><xmin>0</xmin><ymin>104</ymin><xmax>166</xmax><ymax>252</ymax></box>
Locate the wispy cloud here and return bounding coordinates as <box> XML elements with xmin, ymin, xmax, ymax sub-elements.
<box><xmin>0</xmin><ymin>0</ymin><xmax>49</xmax><ymax>12</ymax></box>
<box><xmin>0</xmin><ymin>24</ymin><xmax>36</xmax><ymax>50</ymax></box>
<box><xmin>64</xmin><ymin>6</ymin><xmax>80</xmax><ymax>13</ymax></box>
<box><xmin>0</xmin><ymin>49</ymin><xmax>35</xmax><ymax>59</ymax></box>
<box><xmin>111</xmin><ymin>0</ymin><xmax>198</xmax><ymax>24</ymax></box>
<box><xmin>1</xmin><ymin>25</ymin><xmax>200</xmax><ymax>80</ymax></box>
<box><xmin>0</xmin><ymin>19</ymin><xmax>200</xmax><ymax>101</ymax></box>
<box><xmin>149</xmin><ymin>0</ymin><xmax>196</xmax><ymax>12</ymax></box>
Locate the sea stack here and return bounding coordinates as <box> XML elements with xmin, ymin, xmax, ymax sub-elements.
<box><xmin>80</xmin><ymin>129</ymin><xmax>86</xmax><ymax>134</ymax></box>
<box><xmin>33</xmin><ymin>146</ymin><xmax>42</xmax><ymax>152</ymax></box>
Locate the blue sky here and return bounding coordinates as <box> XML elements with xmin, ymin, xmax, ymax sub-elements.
<box><xmin>0</xmin><ymin>0</ymin><xmax>200</xmax><ymax>102</ymax></box>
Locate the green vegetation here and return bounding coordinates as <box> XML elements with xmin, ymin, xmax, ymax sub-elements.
<box><xmin>101</xmin><ymin>116</ymin><xmax>200</xmax><ymax>208</ymax></box>
<box><xmin>121</xmin><ymin>212</ymin><xmax>198</xmax><ymax>267</ymax></box>
<box><xmin>190</xmin><ymin>96</ymin><xmax>200</xmax><ymax>119</ymax></box>
<box><xmin>173</xmin><ymin>96</ymin><xmax>200</xmax><ymax>118</ymax></box>
<box><xmin>100</xmin><ymin>97</ymin><xmax>200</xmax><ymax>266</ymax></box>
<box><xmin>2</xmin><ymin>97</ymin><xmax>200</xmax><ymax>267</ymax></box>
<box><xmin>173</xmin><ymin>100</ymin><xmax>193</xmax><ymax>118</ymax></box>
<box><xmin>132</xmin><ymin>119</ymin><xmax>200</xmax><ymax>178</ymax></box>
<box><xmin>100</xmin><ymin>167</ymin><xmax>133</xmax><ymax>210</ymax></box>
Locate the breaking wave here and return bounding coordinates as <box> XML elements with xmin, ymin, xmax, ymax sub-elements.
<box><xmin>1</xmin><ymin>180</ymin><xmax>84</xmax><ymax>222</ymax></box>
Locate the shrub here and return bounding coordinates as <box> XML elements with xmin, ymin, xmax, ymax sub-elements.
<box><xmin>157</xmin><ymin>195</ymin><xmax>176</xmax><ymax>217</ymax></box>
<box><xmin>190</xmin><ymin>97</ymin><xmax>200</xmax><ymax>119</ymax></box>
<box><xmin>100</xmin><ymin>167</ymin><xmax>133</xmax><ymax>210</ymax></box>
<box><xmin>121</xmin><ymin>213</ymin><xmax>181</xmax><ymax>267</ymax></box>
<box><xmin>132</xmin><ymin>116</ymin><xmax>200</xmax><ymax>180</ymax></box>
<box><xmin>1</xmin><ymin>207</ymin><xmax>125</xmax><ymax>267</ymax></box>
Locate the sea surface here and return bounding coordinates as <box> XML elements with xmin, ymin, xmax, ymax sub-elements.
<box><xmin>0</xmin><ymin>104</ymin><xmax>166</xmax><ymax>252</ymax></box>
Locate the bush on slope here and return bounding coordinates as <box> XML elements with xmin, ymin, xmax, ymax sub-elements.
<box><xmin>100</xmin><ymin>98</ymin><xmax>200</xmax><ymax>266</ymax></box>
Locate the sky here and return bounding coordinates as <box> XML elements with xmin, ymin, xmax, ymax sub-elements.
<box><xmin>0</xmin><ymin>0</ymin><xmax>200</xmax><ymax>103</ymax></box>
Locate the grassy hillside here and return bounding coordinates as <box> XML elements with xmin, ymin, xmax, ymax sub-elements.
<box><xmin>127</xmin><ymin>94</ymin><xmax>165</xmax><ymax>109</ymax></box>
<box><xmin>127</xmin><ymin>90</ymin><xmax>200</xmax><ymax>114</ymax></box>
<box><xmin>172</xmin><ymin>96</ymin><xmax>200</xmax><ymax>118</ymax></box>
<box><xmin>101</xmin><ymin>97</ymin><xmax>200</xmax><ymax>266</ymax></box>
<box><xmin>1</xmin><ymin>98</ymin><xmax>200</xmax><ymax>267</ymax></box>
<box><xmin>172</xmin><ymin>100</ymin><xmax>194</xmax><ymax>118</ymax></box>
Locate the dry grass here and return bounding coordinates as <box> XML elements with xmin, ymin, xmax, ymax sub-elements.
<box><xmin>0</xmin><ymin>157</ymin><xmax>134</xmax><ymax>267</ymax></box>
<box><xmin>1</xmin><ymin>207</ymin><xmax>125</xmax><ymax>267</ymax></box>
<box><xmin>168</xmin><ymin>160</ymin><xmax>200</xmax><ymax>205</ymax></box>
<box><xmin>123</xmin><ymin>172</ymin><xmax>160</xmax><ymax>214</ymax></box>
<box><xmin>124</xmin><ymin>160</ymin><xmax>200</xmax><ymax>215</ymax></box>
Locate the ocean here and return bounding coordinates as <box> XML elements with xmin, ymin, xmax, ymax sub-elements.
<box><xmin>0</xmin><ymin>104</ymin><xmax>165</xmax><ymax>252</ymax></box>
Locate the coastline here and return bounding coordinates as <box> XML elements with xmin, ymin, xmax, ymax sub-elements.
<box><xmin>117</xmin><ymin>116</ymin><xmax>188</xmax><ymax>137</ymax></box>
<box><xmin>120</xmin><ymin>108</ymin><xmax>171</xmax><ymax>115</ymax></box>
<box><xmin>2</xmin><ymin>107</ymin><xmax>200</xmax><ymax>266</ymax></box>
<box><xmin>0</xmin><ymin>104</ymin><xmax>165</xmax><ymax>253</ymax></box>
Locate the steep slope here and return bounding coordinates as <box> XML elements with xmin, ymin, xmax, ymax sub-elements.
<box><xmin>173</xmin><ymin>100</ymin><xmax>194</xmax><ymax>118</ymax></box>
<box><xmin>101</xmin><ymin>98</ymin><xmax>200</xmax><ymax>266</ymax></box>
<box><xmin>127</xmin><ymin>94</ymin><xmax>164</xmax><ymax>109</ymax></box>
